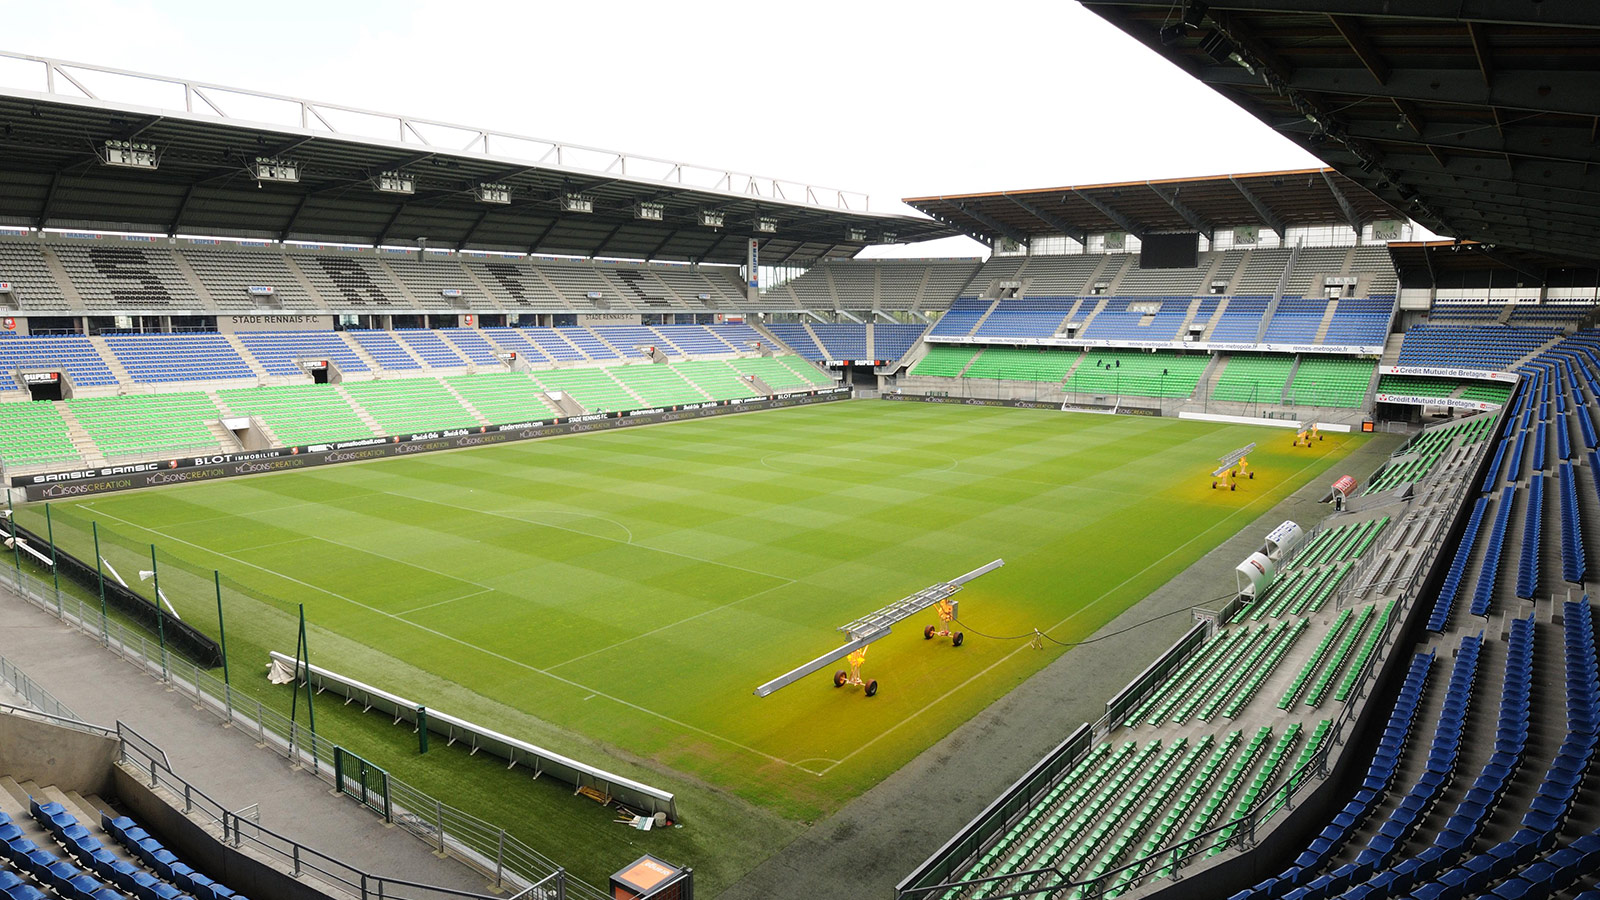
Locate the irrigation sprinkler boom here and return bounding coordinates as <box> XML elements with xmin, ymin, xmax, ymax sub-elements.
<box><xmin>1212</xmin><ymin>442</ymin><xmax>1257</xmax><ymax>478</ymax></box>
<box><xmin>1212</xmin><ymin>442</ymin><xmax>1257</xmax><ymax>491</ymax></box>
<box><xmin>753</xmin><ymin>559</ymin><xmax>1005</xmax><ymax>698</ymax></box>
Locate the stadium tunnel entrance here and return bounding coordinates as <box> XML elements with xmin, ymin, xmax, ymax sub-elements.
<box><xmin>838</xmin><ymin>363</ymin><xmax>877</xmax><ymax>391</ymax></box>
<box><xmin>21</xmin><ymin>371</ymin><xmax>67</xmax><ymax>401</ymax></box>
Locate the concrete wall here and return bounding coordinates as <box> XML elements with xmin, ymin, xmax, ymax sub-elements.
<box><xmin>0</xmin><ymin>712</ymin><xmax>118</xmax><ymax>796</ymax></box>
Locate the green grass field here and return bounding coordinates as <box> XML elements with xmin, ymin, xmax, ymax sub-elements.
<box><xmin>22</xmin><ymin>400</ymin><xmax>1368</xmax><ymax>891</ymax></box>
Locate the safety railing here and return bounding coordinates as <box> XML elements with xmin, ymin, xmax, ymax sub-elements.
<box><xmin>0</xmin><ymin>651</ymin><xmax>81</xmax><ymax>721</ymax></box>
<box><xmin>0</xmin><ymin>561</ymin><xmax>612</xmax><ymax>900</ymax></box>
<box><xmin>896</xmin><ymin>405</ymin><xmax>1504</xmax><ymax>900</ymax></box>
<box><xmin>897</xmin><ymin>583</ymin><xmax>1415</xmax><ymax>900</ymax></box>
<box><xmin>114</xmin><ymin>723</ymin><xmax>549</xmax><ymax>900</ymax></box>
<box><xmin>267</xmin><ymin>651</ymin><xmax>675</xmax><ymax>819</ymax></box>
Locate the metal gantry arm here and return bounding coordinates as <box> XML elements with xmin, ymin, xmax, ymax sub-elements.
<box><xmin>752</xmin><ymin>559</ymin><xmax>1004</xmax><ymax>698</ymax></box>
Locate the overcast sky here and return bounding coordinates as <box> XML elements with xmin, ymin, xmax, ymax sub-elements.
<box><xmin>2</xmin><ymin>1</ymin><xmax>1324</xmax><ymax>258</ymax></box>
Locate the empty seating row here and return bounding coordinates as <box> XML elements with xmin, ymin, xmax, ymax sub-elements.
<box><xmin>0</xmin><ymin>336</ymin><xmax>117</xmax><ymax>389</ymax></box>
<box><xmin>1396</xmin><ymin>325</ymin><xmax>1558</xmax><ymax>370</ymax></box>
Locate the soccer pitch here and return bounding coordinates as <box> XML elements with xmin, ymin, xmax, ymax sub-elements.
<box><xmin>35</xmin><ymin>400</ymin><xmax>1366</xmax><ymax>822</ymax></box>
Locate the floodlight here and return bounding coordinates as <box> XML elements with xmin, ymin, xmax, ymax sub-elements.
<box><xmin>375</xmin><ymin>170</ymin><xmax>415</xmax><ymax>195</ymax></box>
<box><xmin>101</xmin><ymin>139</ymin><xmax>158</xmax><ymax>170</ymax></box>
<box><xmin>846</xmin><ymin>227</ymin><xmax>867</xmax><ymax>242</ymax></box>
<box><xmin>476</xmin><ymin>183</ymin><xmax>512</xmax><ymax>205</ymax></box>
<box><xmin>756</xmin><ymin>217</ymin><xmax>778</xmax><ymax>234</ymax></box>
<box><xmin>251</xmin><ymin>156</ymin><xmax>300</xmax><ymax>183</ymax></box>
<box><xmin>562</xmin><ymin>193</ymin><xmax>595</xmax><ymax>214</ymax></box>
<box><xmin>635</xmin><ymin>201</ymin><xmax>665</xmax><ymax>222</ymax></box>
<box><xmin>699</xmin><ymin>209</ymin><xmax>724</xmax><ymax>229</ymax></box>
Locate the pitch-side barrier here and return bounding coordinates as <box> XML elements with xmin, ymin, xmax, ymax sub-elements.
<box><xmin>268</xmin><ymin>651</ymin><xmax>676</xmax><ymax>819</ymax></box>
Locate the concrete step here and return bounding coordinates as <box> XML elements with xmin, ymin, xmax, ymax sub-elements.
<box><xmin>333</xmin><ymin>385</ymin><xmax>386</xmax><ymax>436</ymax></box>
<box><xmin>87</xmin><ymin>335</ymin><xmax>133</xmax><ymax>383</ymax></box>
<box><xmin>438</xmin><ymin>379</ymin><xmax>490</xmax><ymax>426</ymax></box>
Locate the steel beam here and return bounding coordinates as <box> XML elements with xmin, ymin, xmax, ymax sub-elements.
<box><xmin>948</xmin><ymin>201</ymin><xmax>1031</xmax><ymax>247</ymax></box>
<box><xmin>1071</xmin><ymin>190</ymin><xmax>1145</xmax><ymax>240</ymax></box>
<box><xmin>1227</xmin><ymin>176</ymin><xmax>1287</xmax><ymax>239</ymax></box>
<box><xmin>1085</xmin><ymin>2</ymin><xmax>1600</xmax><ymax>29</ymax></box>
<box><xmin>1318</xmin><ymin>170</ymin><xmax>1367</xmax><ymax>233</ymax></box>
<box><xmin>1328</xmin><ymin>15</ymin><xmax>1389</xmax><ymax>85</ymax></box>
<box><xmin>1200</xmin><ymin>67</ymin><xmax>1600</xmax><ymax>118</ymax></box>
<box><xmin>1002</xmin><ymin>194</ymin><xmax>1086</xmax><ymax>243</ymax></box>
<box><xmin>1145</xmin><ymin>183</ymin><xmax>1214</xmax><ymax>240</ymax></box>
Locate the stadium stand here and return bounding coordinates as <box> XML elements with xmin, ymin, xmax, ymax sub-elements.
<box><xmin>810</xmin><ymin>324</ymin><xmax>869</xmax><ymax>360</ymax></box>
<box><xmin>50</xmin><ymin>244</ymin><xmax>203</xmax><ymax>311</ymax></box>
<box><xmin>67</xmin><ymin>394</ymin><xmax>222</xmax><ymax>457</ymax></box>
<box><xmin>730</xmin><ymin>356</ymin><xmax>827</xmax><ymax>392</ymax></box>
<box><xmin>1078</xmin><ymin>298</ymin><xmax>1189</xmax><ymax>342</ymax></box>
<box><xmin>1262</xmin><ymin>296</ymin><xmax>1325</xmax><ymax>343</ymax></box>
<box><xmin>292</xmin><ymin>253</ymin><xmax>408</xmax><ymax>308</ymax></box>
<box><xmin>523</xmin><ymin>367</ymin><xmax>639</xmax><ymax>413</ymax></box>
<box><xmin>961</xmin><ymin>348</ymin><xmax>1077</xmax><ymax>383</ymax></box>
<box><xmin>101</xmin><ymin>334</ymin><xmax>254</xmax><ymax>384</ymax></box>
<box><xmin>1061</xmin><ymin>350</ymin><xmax>1207</xmax><ymax>398</ymax></box>
<box><xmin>975</xmin><ymin>300</ymin><xmax>1075</xmax><ymax>340</ymax></box>
<box><xmin>1285</xmin><ymin>357</ymin><xmax>1375</xmax><ymax>408</ymax></box>
<box><xmin>340</xmin><ymin>379</ymin><xmax>483</xmax><ymax>433</ymax></box>
<box><xmin>382</xmin><ymin>254</ymin><xmax>490</xmax><ymax>311</ymax></box>
<box><xmin>874</xmin><ymin>324</ymin><xmax>927</xmax><ymax>362</ymax></box>
<box><xmin>1323</xmin><ymin>296</ymin><xmax>1394</xmax><ymax>347</ymax></box>
<box><xmin>437</xmin><ymin>328</ymin><xmax>504</xmax><ymax>365</ymax></box>
<box><xmin>1209</xmin><ymin>354</ymin><xmax>1294</xmax><ymax>405</ymax></box>
<box><xmin>608</xmin><ymin>364</ymin><xmax>709</xmax><ymax>407</ymax></box>
<box><xmin>442</xmin><ymin>374</ymin><xmax>559</xmax><ymax>423</ymax></box>
<box><xmin>219</xmin><ymin>383</ymin><xmax>373</xmax><ymax>445</ymax></box>
<box><xmin>765</xmin><ymin>324</ymin><xmax>826</xmax><ymax>360</ymax></box>
<box><xmin>928</xmin><ymin>299</ymin><xmax>992</xmax><ymax>338</ymax></box>
<box><xmin>0</xmin><ymin>402</ymin><xmax>77</xmax><ymax>464</ymax></box>
<box><xmin>349</xmin><ymin>330</ymin><xmax>422</xmax><ymax>370</ymax></box>
<box><xmin>0</xmin><ymin>335</ymin><xmax>117</xmax><ymax>389</ymax></box>
<box><xmin>394</xmin><ymin>330</ymin><xmax>467</xmax><ymax>368</ymax></box>
<box><xmin>591</xmin><ymin>326</ymin><xmax>669</xmax><ymax>359</ymax></box>
<box><xmin>0</xmin><ymin>242</ymin><xmax>70</xmax><ymax>311</ymax></box>
<box><xmin>233</xmin><ymin>331</ymin><xmax>369</xmax><ymax>377</ymax></box>
<box><xmin>909</xmin><ymin>346</ymin><xmax>979</xmax><ymax>378</ymax></box>
<box><xmin>1209</xmin><ymin>297</ymin><xmax>1270</xmax><ymax>342</ymax></box>
<box><xmin>1396</xmin><ymin>325</ymin><xmax>1559</xmax><ymax>370</ymax></box>
<box><xmin>180</xmin><ymin>245</ymin><xmax>322</xmax><ymax>312</ymax></box>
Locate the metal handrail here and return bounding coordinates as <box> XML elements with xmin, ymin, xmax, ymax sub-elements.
<box><xmin>0</xmin><ymin>701</ymin><xmax>116</xmax><ymax>737</ymax></box>
<box><xmin>0</xmin><ymin>562</ymin><xmax>604</xmax><ymax>900</ymax></box>
<box><xmin>898</xmin><ymin>407</ymin><xmax>1500</xmax><ymax>900</ymax></box>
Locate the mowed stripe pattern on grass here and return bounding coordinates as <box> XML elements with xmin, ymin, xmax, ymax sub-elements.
<box><xmin>55</xmin><ymin>401</ymin><xmax>1364</xmax><ymax>816</ymax></box>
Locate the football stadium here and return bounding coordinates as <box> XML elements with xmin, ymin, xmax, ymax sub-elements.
<box><xmin>0</xmin><ymin>4</ymin><xmax>1599</xmax><ymax>900</ymax></box>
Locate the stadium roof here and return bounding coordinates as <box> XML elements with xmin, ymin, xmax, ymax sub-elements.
<box><xmin>1079</xmin><ymin>1</ymin><xmax>1600</xmax><ymax>267</ymax></box>
<box><xmin>903</xmin><ymin>167</ymin><xmax>1404</xmax><ymax>245</ymax></box>
<box><xmin>0</xmin><ymin>51</ymin><xmax>953</xmax><ymax>265</ymax></box>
